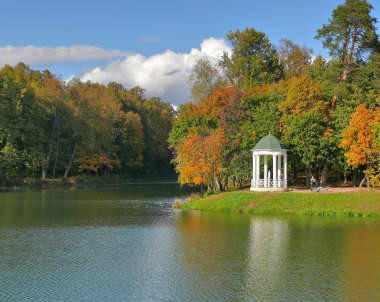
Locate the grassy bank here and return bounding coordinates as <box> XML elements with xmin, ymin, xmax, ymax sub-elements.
<box><xmin>180</xmin><ymin>191</ymin><xmax>380</xmax><ymax>217</ymax></box>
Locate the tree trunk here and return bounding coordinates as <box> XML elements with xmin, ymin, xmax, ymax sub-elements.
<box><xmin>359</xmin><ymin>174</ymin><xmax>370</xmax><ymax>188</ymax></box>
<box><xmin>215</xmin><ymin>178</ymin><xmax>224</xmax><ymax>192</ymax></box>
<box><xmin>292</xmin><ymin>157</ymin><xmax>297</xmax><ymax>184</ymax></box>
<box><xmin>52</xmin><ymin>136</ymin><xmax>60</xmax><ymax>180</ymax></box>
<box><xmin>347</xmin><ymin>28</ymin><xmax>357</xmax><ymax>70</ymax></box>
<box><xmin>232</xmin><ymin>176</ymin><xmax>237</xmax><ymax>188</ymax></box>
<box><xmin>64</xmin><ymin>139</ymin><xmax>78</xmax><ymax>180</ymax></box>
<box><xmin>359</xmin><ymin>176</ymin><xmax>366</xmax><ymax>188</ymax></box>
<box><xmin>305</xmin><ymin>168</ymin><xmax>312</xmax><ymax>187</ymax></box>
<box><xmin>340</xmin><ymin>29</ymin><xmax>351</xmax><ymax>66</ymax></box>
<box><xmin>343</xmin><ymin>169</ymin><xmax>348</xmax><ymax>185</ymax></box>
<box><xmin>353</xmin><ymin>168</ymin><xmax>358</xmax><ymax>187</ymax></box>
<box><xmin>42</xmin><ymin>141</ymin><xmax>53</xmax><ymax>179</ymax></box>
<box><xmin>223</xmin><ymin>176</ymin><xmax>228</xmax><ymax>191</ymax></box>
<box><xmin>42</xmin><ymin>108</ymin><xmax>58</xmax><ymax>179</ymax></box>
<box><xmin>328</xmin><ymin>30</ymin><xmax>357</xmax><ymax>131</ymax></box>
<box><xmin>321</xmin><ymin>163</ymin><xmax>329</xmax><ymax>186</ymax></box>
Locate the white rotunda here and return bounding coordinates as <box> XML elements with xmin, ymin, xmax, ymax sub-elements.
<box><xmin>250</xmin><ymin>134</ymin><xmax>288</xmax><ymax>192</ymax></box>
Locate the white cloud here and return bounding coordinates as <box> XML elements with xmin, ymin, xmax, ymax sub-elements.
<box><xmin>0</xmin><ymin>45</ymin><xmax>129</xmax><ymax>66</ymax></box>
<box><xmin>80</xmin><ymin>38</ymin><xmax>231</xmax><ymax>105</ymax></box>
<box><xmin>0</xmin><ymin>38</ymin><xmax>231</xmax><ymax>105</ymax></box>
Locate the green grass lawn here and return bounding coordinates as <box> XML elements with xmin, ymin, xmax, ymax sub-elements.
<box><xmin>180</xmin><ymin>191</ymin><xmax>380</xmax><ymax>217</ymax></box>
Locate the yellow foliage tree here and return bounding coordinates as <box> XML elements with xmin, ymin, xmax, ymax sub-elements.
<box><xmin>279</xmin><ymin>74</ymin><xmax>329</xmax><ymax>123</ymax></box>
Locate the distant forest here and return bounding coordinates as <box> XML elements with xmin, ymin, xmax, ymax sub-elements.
<box><xmin>1</xmin><ymin>0</ymin><xmax>379</xmax><ymax>188</ymax></box>
<box><xmin>0</xmin><ymin>64</ymin><xmax>174</xmax><ymax>183</ymax></box>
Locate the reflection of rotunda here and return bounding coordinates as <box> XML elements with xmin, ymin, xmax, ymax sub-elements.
<box><xmin>245</xmin><ymin>218</ymin><xmax>289</xmax><ymax>299</ymax></box>
<box><xmin>250</xmin><ymin>134</ymin><xmax>288</xmax><ymax>192</ymax></box>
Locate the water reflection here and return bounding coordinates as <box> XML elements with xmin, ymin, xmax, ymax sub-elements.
<box><xmin>245</xmin><ymin>218</ymin><xmax>289</xmax><ymax>300</ymax></box>
<box><xmin>177</xmin><ymin>214</ymin><xmax>380</xmax><ymax>301</ymax></box>
<box><xmin>1</xmin><ymin>187</ymin><xmax>380</xmax><ymax>301</ymax></box>
<box><xmin>345</xmin><ymin>225</ymin><xmax>380</xmax><ymax>301</ymax></box>
<box><xmin>176</xmin><ymin>210</ymin><xmax>251</xmax><ymax>301</ymax></box>
<box><xmin>0</xmin><ymin>185</ymin><xmax>191</xmax><ymax>228</ymax></box>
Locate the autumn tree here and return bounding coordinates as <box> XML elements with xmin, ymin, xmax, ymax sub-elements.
<box><xmin>0</xmin><ymin>63</ymin><xmax>174</xmax><ymax>182</ymax></box>
<box><xmin>106</xmin><ymin>83</ymin><xmax>174</xmax><ymax>177</ymax></box>
<box><xmin>174</xmin><ymin>129</ymin><xmax>225</xmax><ymax>192</ymax></box>
<box><xmin>32</xmin><ymin>70</ymin><xmax>65</xmax><ymax>179</ymax></box>
<box><xmin>340</xmin><ymin>104</ymin><xmax>380</xmax><ymax>187</ymax></box>
<box><xmin>279</xmin><ymin>74</ymin><xmax>329</xmax><ymax>120</ymax></box>
<box><xmin>279</xmin><ymin>74</ymin><xmax>335</xmax><ymax>184</ymax></box>
<box><xmin>170</xmin><ymin>86</ymin><xmax>240</xmax><ymax>189</ymax></box>
<box><xmin>169</xmin><ymin>86</ymin><xmax>236</xmax><ymax>148</ymax></box>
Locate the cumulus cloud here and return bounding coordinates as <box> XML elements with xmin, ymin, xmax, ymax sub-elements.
<box><xmin>0</xmin><ymin>45</ymin><xmax>129</xmax><ymax>66</ymax></box>
<box><xmin>81</xmin><ymin>38</ymin><xmax>231</xmax><ymax>105</ymax></box>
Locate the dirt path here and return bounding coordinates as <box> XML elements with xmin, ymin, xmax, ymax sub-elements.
<box><xmin>289</xmin><ymin>187</ymin><xmax>380</xmax><ymax>194</ymax></box>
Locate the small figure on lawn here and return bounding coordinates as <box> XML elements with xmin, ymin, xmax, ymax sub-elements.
<box><xmin>316</xmin><ymin>179</ymin><xmax>324</xmax><ymax>192</ymax></box>
<box><xmin>310</xmin><ymin>176</ymin><xmax>316</xmax><ymax>188</ymax></box>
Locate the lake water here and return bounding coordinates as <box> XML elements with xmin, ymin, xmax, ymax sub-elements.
<box><xmin>0</xmin><ymin>184</ymin><xmax>379</xmax><ymax>301</ymax></box>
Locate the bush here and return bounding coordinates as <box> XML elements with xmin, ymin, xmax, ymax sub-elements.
<box><xmin>172</xmin><ymin>198</ymin><xmax>183</xmax><ymax>209</ymax></box>
<box><xmin>204</xmin><ymin>189</ymin><xmax>214</xmax><ymax>197</ymax></box>
<box><xmin>185</xmin><ymin>192</ymin><xmax>203</xmax><ymax>202</ymax></box>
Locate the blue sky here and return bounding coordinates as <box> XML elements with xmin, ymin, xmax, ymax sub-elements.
<box><xmin>1</xmin><ymin>0</ymin><xmax>379</xmax><ymax>104</ymax></box>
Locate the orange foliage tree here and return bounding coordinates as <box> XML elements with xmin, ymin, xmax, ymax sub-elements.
<box><xmin>76</xmin><ymin>153</ymin><xmax>117</xmax><ymax>175</ymax></box>
<box><xmin>174</xmin><ymin>128</ymin><xmax>225</xmax><ymax>192</ymax></box>
<box><xmin>169</xmin><ymin>86</ymin><xmax>236</xmax><ymax>158</ymax></box>
<box><xmin>340</xmin><ymin>104</ymin><xmax>380</xmax><ymax>187</ymax></box>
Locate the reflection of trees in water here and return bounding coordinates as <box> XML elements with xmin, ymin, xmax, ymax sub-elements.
<box><xmin>0</xmin><ymin>185</ymin><xmax>193</xmax><ymax>227</ymax></box>
<box><xmin>345</xmin><ymin>226</ymin><xmax>380</xmax><ymax>301</ymax></box>
<box><xmin>176</xmin><ymin>211</ymin><xmax>251</xmax><ymax>301</ymax></box>
<box><xmin>245</xmin><ymin>218</ymin><xmax>289</xmax><ymax>300</ymax></box>
<box><xmin>177</xmin><ymin>211</ymin><xmax>226</xmax><ymax>267</ymax></box>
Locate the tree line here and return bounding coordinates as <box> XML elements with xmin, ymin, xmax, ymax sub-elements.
<box><xmin>0</xmin><ymin>63</ymin><xmax>174</xmax><ymax>184</ymax></box>
<box><xmin>169</xmin><ymin>0</ymin><xmax>380</xmax><ymax>190</ymax></box>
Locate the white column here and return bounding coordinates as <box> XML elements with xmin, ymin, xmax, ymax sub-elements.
<box><xmin>256</xmin><ymin>155</ymin><xmax>260</xmax><ymax>187</ymax></box>
<box><xmin>277</xmin><ymin>155</ymin><xmax>282</xmax><ymax>187</ymax></box>
<box><xmin>252</xmin><ymin>153</ymin><xmax>256</xmax><ymax>188</ymax></box>
<box><xmin>272</xmin><ymin>154</ymin><xmax>277</xmax><ymax>188</ymax></box>
<box><xmin>284</xmin><ymin>154</ymin><xmax>288</xmax><ymax>188</ymax></box>
<box><xmin>264</xmin><ymin>155</ymin><xmax>268</xmax><ymax>188</ymax></box>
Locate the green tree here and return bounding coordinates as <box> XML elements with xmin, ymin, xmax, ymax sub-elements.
<box><xmin>188</xmin><ymin>58</ymin><xmax>225</xmax><ymax>102</ymax></box>
<box><xmin>0</xmin><ymin>64</ymin><xmax>50</xmax><ymax>180</ymax></box>
<box><xmin>140</xmin><ymin>97</ymin><xmax>174</xmax><ymax>176</ymax></box>
<box><xmin>315</xmin><ymin>0</ymin><xmax>379</xmax><ymax>136</ymax></box>
<box><xmin>278</xmin><ymin>39</ymin><xmax>313</xmax><ymax>78</ymax></box>
<box><xmin>222</xmin><ymin>28</ymin><xmax>283</xmax><ymax>87</ymax></box>
<box><xmin>282</xmin><ymin>111</ymin><xmax>332</xmax><ymax>184</ymax></box>
<box><xmin>315</xmin><ymin>0</ymin><xmax>379</xmax><ymax>81</ymax></box>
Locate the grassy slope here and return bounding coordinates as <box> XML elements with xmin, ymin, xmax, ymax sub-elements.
<box><xmin>180</xmin><ymin>191</ymin><xmax>380</xmax><ymax>217</ymax></box>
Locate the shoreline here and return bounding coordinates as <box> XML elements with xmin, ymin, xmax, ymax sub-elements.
<box><xmin>179</xmin><ymin>189</ymin><xmax>380</xmax><ymax>217</ymax></box>
<box><xmin>0</xmin><ymin>177</ymin><xmax>179</xmax><ymax>192</ymax></box>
